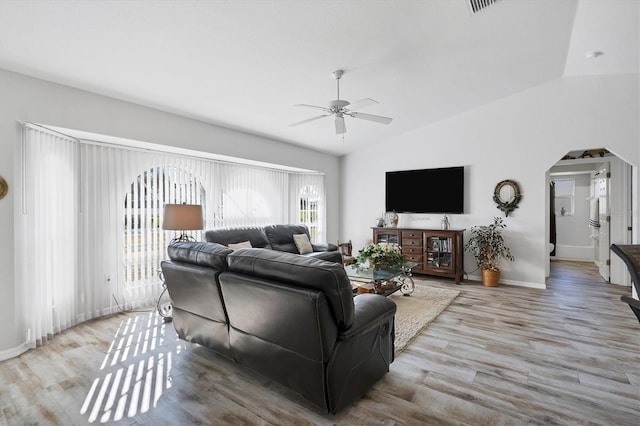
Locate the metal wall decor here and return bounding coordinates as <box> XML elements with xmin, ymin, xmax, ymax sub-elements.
<box><xmin>493</xmin><ymin>179</ymin><xmax>522</xmax><ymax>217</ymax></box>
<box><xmin>0</xmin><ymin>176</ymin><xmax>7</xmax><ymax>200</ymax></box>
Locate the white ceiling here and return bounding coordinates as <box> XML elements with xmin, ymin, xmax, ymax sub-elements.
<box><xmin>0</xmin><ymin>0</ymin><xmax>637</xmax><ymax>156</ymax></box>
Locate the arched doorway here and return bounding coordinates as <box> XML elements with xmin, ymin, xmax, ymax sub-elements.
<box><xmin>546</xmin><ymin>148</ymin><xmax>633</xmax><ymax>286</ymax></box>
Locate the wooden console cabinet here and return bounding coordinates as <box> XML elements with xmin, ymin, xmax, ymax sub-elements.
<box><xmin>372</xmin><ymin>227</ymin><xmax>465</xmax><ymax>284</ymax></box>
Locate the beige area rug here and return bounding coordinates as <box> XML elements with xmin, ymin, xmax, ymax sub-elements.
<box><xmin>388</xmin><ymin>281</ymin><xmax>460</xmax><ymax>355</ymax></box>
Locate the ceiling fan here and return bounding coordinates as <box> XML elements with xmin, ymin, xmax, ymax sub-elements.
<box><xmin>289</xmin><ymin>70</ymin><xmax>393</xmax><ymax>134</ymax></box>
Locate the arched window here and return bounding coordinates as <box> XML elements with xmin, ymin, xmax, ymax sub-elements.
<box><xmin>123</xmin><ymin>165</ymin><xmax>204</xmax><ymax>303</ymax></box>
<box><xmin>299</xmin><ymin>185</ymin><xmax>319</xmax><ymax>242</ymax></box>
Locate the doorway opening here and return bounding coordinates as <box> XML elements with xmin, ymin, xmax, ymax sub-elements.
<box><xmin>546</xmin><ymin>148</ymin><xmax>633</xmax><ymax>286</ymax></box>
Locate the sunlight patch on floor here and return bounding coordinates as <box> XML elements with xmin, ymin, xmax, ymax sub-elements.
<box><xmin>80</xmin><ymin>312</ymin><xmax>183</xmax><ymax>423</ymax></box>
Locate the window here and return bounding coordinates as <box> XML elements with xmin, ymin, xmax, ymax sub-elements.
<box><xmin>19</xmin><ymin>122</ymin><xmax>327</xmax><ymax>347</ymax></box>
<box><xmin>124</xmin><ymin>165</ymin><xmax>205</xmax><ymax>295</ymax></box>
<box><xmin>554</xmin><ymin>179</ymin><xmax>575</xmax><ymax>216</ymax></box>
<box><xmin>299</xmin><ymin>185</ymin><xmax>319</xmax><ymax>242</ymax></box>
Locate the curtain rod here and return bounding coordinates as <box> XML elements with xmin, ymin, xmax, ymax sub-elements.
<box><xmin>19</xmin><ymin>121</ymin><xmax>80</xmax><ymax>142</ymax></box>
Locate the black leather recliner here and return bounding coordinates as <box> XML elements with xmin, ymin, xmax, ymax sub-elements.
<box><xmin>161</xmin><ymin>241</ymin><xmax>397</xmax><ymax>413</ymax></box>
<box><xmin>205</xmin><ymin>224</ymin><xmax>342</xmax><ymax>263</ymax></box>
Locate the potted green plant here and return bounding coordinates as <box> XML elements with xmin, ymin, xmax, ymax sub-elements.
<box><xmin>355</xmin><ymin>242</ymin><xmax>405</xmax><ymax>270</ymax></box>
<box><xmin>464</xmin><ymin>217</ymin><xmax>515</xmax><ymax>287</ymax></box>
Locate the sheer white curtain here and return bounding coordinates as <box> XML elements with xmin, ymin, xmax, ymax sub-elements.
<box><xmin>18</xmin><ymin>130</ymin><xmax>212</xmax><ymax>345</ymax></box>
<box><xmin>18</xmin><ymin>124</ymin><xmax>327</xmax><ymax>346</ymax></box>
<box><xmin>18</xmin><ymin>125</ymin><xmax>79</xmax><ymax>346</ymax></box>
<box><xmin>80</xmin><ymin>147</ymin><xmax>211</xmax><ymax>310</ymax></box>
<box><xmin>212</xmin><ymin>162</ymin><xmax>288</xmax><ymax>228</ymax></box>
<box><xmin>120</xmin><ymin>153</ymin><xmax>208</xmax><ymax>308</ymax></box>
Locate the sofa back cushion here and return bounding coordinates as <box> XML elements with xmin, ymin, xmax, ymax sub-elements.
<box><xmin>264</xmin><ymin>224</ymin><xmax>311</xmax><ymax>254</ymax></box>
<box><xmin>205</xmin><ymin>227</ymin><xmax>271</xmax><ymax>249</ymax></box>
<box><xmin>168</xmin><ymin>241</ymin><xmax>232</xmax><ymax>270</ymax></box>
<box><xmin>227</xmin><ymin>248</ymin><xmax>354</xmax><ymax>329</ymax></box>
<box><xmin>162</xmin><ymin>242</ymin><xmax>234</xmax><ymax>355</ymax></box>
<box><xmin>218</xmin><ymin>272</ymin><xmax>337</xmax><ymax>408</ymax></box>
<box><xmin>161</xmin><ymin>260</ymin><xmax>228</xmax><ymax>330</ymax></box>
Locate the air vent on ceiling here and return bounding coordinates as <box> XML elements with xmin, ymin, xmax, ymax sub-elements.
<box><xmin>467</xmin><ymin>0</ymin><xmax>500</xmax><ymax>15</ymax></box>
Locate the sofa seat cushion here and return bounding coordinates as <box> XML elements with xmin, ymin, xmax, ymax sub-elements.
<box><xmin>227</xmin><ymin>248</ymin><xmax>355</xmax><ymax>329</ymax></box>
<box><xmin>205</xmin><ymin>227</ymin><xmax>271</xmax><ymax>249</ymax></box>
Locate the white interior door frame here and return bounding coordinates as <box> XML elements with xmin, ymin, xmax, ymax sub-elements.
<box><xmin>545</xmin><ymin>153</ymin><xmax>634</xmax><ymax>286</ymax></box>
<box><xmin>592</xmin><ymin>163</ymin><xmax>610</xmax><ymax>281</ymax></box>
<box><xmin>609</xmin><ymin>156</ymin><xmax>634</xmax><ymax>286</ymax></box>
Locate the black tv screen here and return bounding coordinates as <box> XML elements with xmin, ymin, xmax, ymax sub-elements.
<box><xmin>385</xmin><ymin>166</ymin><xmax>464</xmax><ymax>214</ymax></box>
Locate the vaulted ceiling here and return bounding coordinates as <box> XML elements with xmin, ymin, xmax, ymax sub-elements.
<box><xmin>0</xmin><ymin>0</ymin><xmax>637</xmax><ymax>156</ymax></box>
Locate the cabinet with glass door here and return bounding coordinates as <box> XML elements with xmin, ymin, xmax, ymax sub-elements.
<box><xmin>372</xmin><ymin>227</ymin><xmax>464</xmax><ymax>284</ymax></box>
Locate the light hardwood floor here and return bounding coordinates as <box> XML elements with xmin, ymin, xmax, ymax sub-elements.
<box><xmin>1</xmin><ymin>260</ymin><xmax>638</xmax><ymax>425</ymax></box>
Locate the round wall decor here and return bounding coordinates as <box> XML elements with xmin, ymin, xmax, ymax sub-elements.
<box><xmin>0</xmin><ymin>176</ymin><xmax>8</xmax><ymax>200</ymax></box>
<box><xmin>493</xmin><ymin>179</ymin><xmax>522</xmax><ymax>217</ymax></box>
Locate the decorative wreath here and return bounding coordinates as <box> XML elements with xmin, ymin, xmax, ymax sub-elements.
<box><xmin>0</xmin><ymin>176</ymin><xmax>7</xmax><ymax>200</ymax></box>
<box><xmin>493</xmin><ymin>179</ymin><xmax>522</xmax><ymax>217</ymax></box>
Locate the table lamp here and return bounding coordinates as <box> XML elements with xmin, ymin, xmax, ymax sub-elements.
<box><xmin>162</xmin><ymin>203</ymin><xmax>204</xmax><ymax>243</ymax></box>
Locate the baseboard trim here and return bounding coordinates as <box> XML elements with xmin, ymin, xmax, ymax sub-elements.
<box><xmin>554</xmin><ymin>244</ymin><xmax>594</xmax><ymax>261</ymax></box>
<box><xmin>551</xmin><ymin>257</ymin><xmax>596</xmax><ymax>262</ymax></box>
<box><xmin>0</xmin><ymin>342</ymin><xmax>32</xmax><ymax>362</ymax></box>
<box><xmin>466</xmin><ymin>274</ymin><xmax>546</xmax><ymax>289</ymax></box>
<box><xmin>1</xmin><ymin>307</ymin><xmax>123</xmax><ymax>362</ymax></box>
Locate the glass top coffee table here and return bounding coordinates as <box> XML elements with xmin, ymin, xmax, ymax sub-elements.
<box><xmin>345</xmin><ymin>262</ymin><xmax>417</xmax><ymax>297</ymax></box>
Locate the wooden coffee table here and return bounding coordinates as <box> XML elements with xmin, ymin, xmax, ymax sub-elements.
<box><xmin>345</xmin><ymin>262</ymin><xmax>417</xmax><ymax>297</ymax></box>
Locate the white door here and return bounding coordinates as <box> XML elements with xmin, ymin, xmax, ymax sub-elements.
<box><xmin>593</xmin><ymin>166</ymin><xmax>610</xmax><ymax>281</ymax></box>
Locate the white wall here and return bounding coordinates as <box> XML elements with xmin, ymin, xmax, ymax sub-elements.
<box><xmin>340</xmin><ymin>74</ymin><xmax>639</xmax><ymax>288</ymax></box>
<box><xmin>0</xmin><ymin>69</ymin><xmax>340</xmax><ymax>357</ymax></box>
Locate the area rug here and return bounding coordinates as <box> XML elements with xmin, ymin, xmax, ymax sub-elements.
<box><xmin>388</xmin><ymin>281</ymin><xmax>460</xmax><ymax>355</ymax></box>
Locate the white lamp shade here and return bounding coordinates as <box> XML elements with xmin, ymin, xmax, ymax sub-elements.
<box><xmin>162</xmin><ymin>204</ymin><xmax>204</xmax><ymax>231</ymax></box>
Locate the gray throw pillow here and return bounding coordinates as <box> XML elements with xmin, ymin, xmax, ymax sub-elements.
<box><xmin>293</xmin><ymin>233</ymin><xmax>313</xmax><ymax>254</ymax></box>
<box><xmin>228</xmin><ymin>240</ymin><xmax>253</xmax><ymax>250</ymax></box>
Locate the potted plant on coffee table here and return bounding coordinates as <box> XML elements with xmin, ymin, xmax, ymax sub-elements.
<box><xmin>464</xmin><ymin>217</ymin><xmax>515</xmax><ymax>287</ymax></box>
<box><xmin>355</xmin><ymin>242</ymin><xmax>404</xmax><ymax>270</ymax></box>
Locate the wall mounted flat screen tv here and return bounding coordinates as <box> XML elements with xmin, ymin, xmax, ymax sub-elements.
<box><xmin>385</xmin><ymin>166</ymin><xmax>464</xmax><ymax>214</ymax></box>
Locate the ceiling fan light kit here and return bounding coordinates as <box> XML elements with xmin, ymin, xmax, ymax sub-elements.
<box><xmin>290</xmin><ymin>70</ymin><xmax>393</xmax><ymax>135</ymax></box>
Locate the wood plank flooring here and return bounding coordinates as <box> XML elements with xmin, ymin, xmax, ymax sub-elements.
<box><xmin>1</xmin><ymin>260</ymin><xmax>638</xmax><ymax>425</ymax></box>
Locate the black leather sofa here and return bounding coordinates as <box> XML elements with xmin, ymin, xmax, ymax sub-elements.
<box><xmin>161</xmin><ymin>241</ymin><xmax>397</xmax><ymax>413</ymax></box>
<box><xmin>611</xmin><ymin>244</ymin><xmax>640</xmax><ymax>322</ymax></box>
<box><xmin>205</xmin><ymin>224</ymin><xmax>342</xmax><ymax>263</ymax></box>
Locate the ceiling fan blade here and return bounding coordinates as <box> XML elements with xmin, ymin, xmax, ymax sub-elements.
<box><xmin>349</xmin><ymin>111</ymin><xmax>393</xmax><ymax>125</ymax></box>
<box><xmin>335</xmin><ymin>115</ymin><xmax>346</xmax><ymax>134</ymax></box>
<box><xmin>289</xmin><ymin>114</ymin><xmax>331</xmax><ymax>127</ymax></box>
<box><xmin>293</xmin><ymin>104</ymin><xmax>332</xmax><ymax>113</ymax></box>
<box><xmin>347</xmin><ymin>98</ymin><xmax>378</xmax><ymax>111</ymax></box>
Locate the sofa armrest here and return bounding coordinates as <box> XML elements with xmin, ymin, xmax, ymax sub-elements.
<box><xmin>312</xmin><ymin>242</ymin><xmax>338</xmax><ymax>252</ymax></box>
<box><xmin>327</xmin><ymin>293</ymin><xmax>396</xmax><ymax>413</ymax></box>
<box><xmin>304</xmin><ymin>250</ymin><xmax>343</xmax><ymax>264</ymax></box>
<box><xmin>339</xmin><ymin>294</ymin><xmax>396</xmax><ymax>341</ymax></box>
